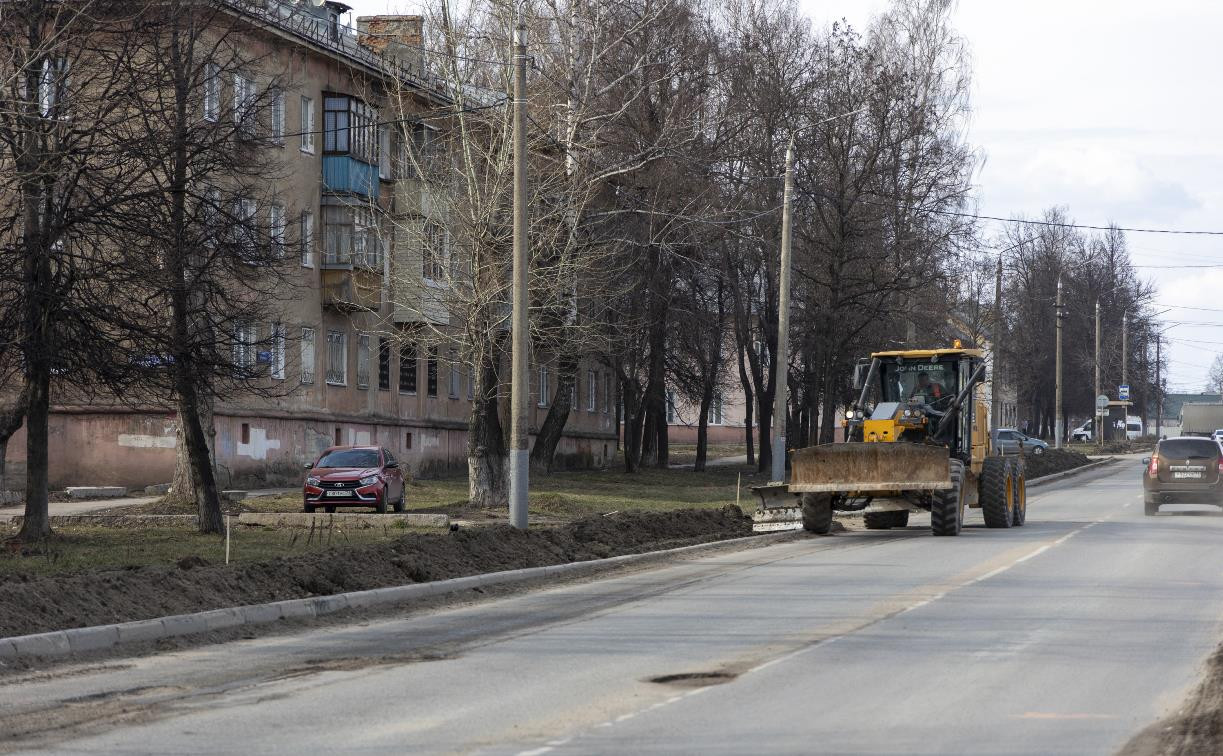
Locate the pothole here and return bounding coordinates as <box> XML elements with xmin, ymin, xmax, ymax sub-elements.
<box><xmin>647</xmin><ymin>671</ymin><xmax>737</xmax><ymax>687</ymax></box>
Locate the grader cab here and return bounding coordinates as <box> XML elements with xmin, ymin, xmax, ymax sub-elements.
<box><xmin>753</xmin><ymin>345</ymin><xmax>1027</xmax><ymax>536</ymax></box>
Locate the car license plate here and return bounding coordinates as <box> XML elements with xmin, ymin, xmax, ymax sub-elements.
<box><xmin>1174</xmin><ymin>472</ymin><xmax>1202</xmax><ymax>479</ymax></box>
<box><xmin>325</xmin><ymin>490</ymin><xmax>352</xmax><ymax>497</ymax></box>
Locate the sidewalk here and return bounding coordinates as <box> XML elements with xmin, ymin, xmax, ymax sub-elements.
<box><xmin>0</xmin><ymin>487</ymin><xmax>296</xmax><ymax>517</ymax></box>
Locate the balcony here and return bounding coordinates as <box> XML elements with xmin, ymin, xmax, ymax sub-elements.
<box><xmin>323</xmin><ymin>155</ymin><xmax>379</xmax><ymax>200</ymax></box>
<box><xmin>322</xmin><ymin>266</ymin><xmax>382</xmax><ymax>312</ymax></box>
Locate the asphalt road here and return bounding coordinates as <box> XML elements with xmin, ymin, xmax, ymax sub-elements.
<box><xmin>5</xmin><ymin>461</ymin><xmax>1223</xmax><ymax>755</ymax></box>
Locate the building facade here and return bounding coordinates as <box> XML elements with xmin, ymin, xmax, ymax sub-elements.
<box><xmin>1</xmin><ymin>1</ymin><xmax>616</xmax><ymax>490</ymax></box>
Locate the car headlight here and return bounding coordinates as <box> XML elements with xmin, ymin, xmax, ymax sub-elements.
<box><xmin>359</xmin><ymin>475</ymin><xmax>380</xmax><ymax>487</ymax></box>
<box><xmin>306</xmin><ymin>476</ymin><xmax>320</xmax><ymax>486</ymax></box>
<box><xmin>903</xmin><ymin>409</ymin><xmax>912</xmax><ymax>417</ymax></box>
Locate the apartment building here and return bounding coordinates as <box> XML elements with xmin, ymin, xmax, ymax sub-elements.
<box><xmin>2</xmin><ymin>0</ymin><xmax>616</xmax><ymax>489</ymax></box>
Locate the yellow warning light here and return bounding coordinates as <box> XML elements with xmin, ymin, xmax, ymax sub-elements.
<box><xmin>952</xmin><ymin>339</ymin><xmax>963</xmax><ymax>349</ymax></box>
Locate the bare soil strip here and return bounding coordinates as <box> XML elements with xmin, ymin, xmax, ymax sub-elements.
<box><xmin>0</xmin><ymin>508</ymin><xmax>750</xmax><ymax>638</ymax></box>
<box><xmin>1120</xmin><ymin>644</ymin><xmax>1223</xmax><ymax>756</ymax></box>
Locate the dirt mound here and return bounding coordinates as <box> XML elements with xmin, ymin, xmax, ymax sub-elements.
<box><xmin>0</xmin><ymin>508</ymin><xmax>751</xmax><ymax>638</ymax></box>
<box><xmin>1023</xmin><ymin>448</ymin><xmax>1091</xmax><ymax>479</ymax></box>
<box><xmin>1119</xmin><ymin>643</ymin><xmax>1223</xmax><ymax>755</ymax></box>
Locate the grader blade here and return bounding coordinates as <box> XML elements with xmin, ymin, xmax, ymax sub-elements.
<box><xmin>790</xmin><ymin>443</ymin><xmax>951</xmax><ymax>493</ymax></box>
<box><xmin>750</xmin><ymin>483</ymin><xmax>803</xmax><ymax>532</ymax></box>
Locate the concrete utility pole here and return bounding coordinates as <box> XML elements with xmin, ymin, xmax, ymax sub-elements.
<box><xmin>1155</xmin><ymin>334</ymin><xmax>1163</xmax><ymax>436</ymax></box>
<box><xmin>1095</xmin><ymin>300</ymin><xmax>1102</xmax><ymax>447</ymax></box>
<box><xmin>508</xmin><ymin>16</ymin><xmax>529</xmax><ymax>529</ymax></box>
<box><xmin>991</xmin><ymin>252</ymin><xmax>1003</xmax><ymax>432</ymax></box>
<box><xmin>1055</xmin><ymin>277</ymin><xmax>1063</xmax><ymax>448</ymax></box>
<box><xmin>771</xmin><ymin>137</ymin><xmax>795</xmax><ymax>484</ymax></box>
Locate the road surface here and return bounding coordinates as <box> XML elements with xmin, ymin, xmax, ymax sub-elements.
<box><xmin>4</xmin><ymin>461</ymin><xmax>1223</xmax><ymax>754</ymax></box>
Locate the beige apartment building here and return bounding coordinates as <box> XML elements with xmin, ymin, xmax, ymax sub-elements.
<box><xmin>1</xmin><ymin>1</ymin><xmax>616</xmax><ymax>490</ymax></box>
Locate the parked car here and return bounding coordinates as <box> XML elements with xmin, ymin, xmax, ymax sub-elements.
<box><xmin>1211</xmin><ymin>429</ymin><xmax>1223</xmax><ymax>442</ymax></box>
<box><xmin>303</xmin><ymin>446</ymin><xmax>405</xmax><ymax>514</ymax></box>
<box><xmin>1071</xmin><ymin>419</ymin><xmax>1093</xmax><ymax>442</ymax></box>
<box><xmin>992</xmin><ymin>428</ymin><xmax>1048</xmax><ymax>455</ymax></box>
<box><xmin>1143</xmin><ymin>436</ymin><xmax>1223</xmax><ymax>515</ymax></box>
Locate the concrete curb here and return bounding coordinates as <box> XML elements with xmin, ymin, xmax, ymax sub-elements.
<box><xmin>1026</xmin><ymin>457</ymin><xmax>1117</xmax><ymax>489</ymax></box>
<box><xmin>0</xmin><ymin>532</ymin><xmax>787</xmax><ymax>663</ymax></box>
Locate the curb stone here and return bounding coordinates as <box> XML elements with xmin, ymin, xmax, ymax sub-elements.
<box><xmin>1026</xmin><ymin>457</ymin><xmax>1116</xmax><ymax>489</ymax></box>
<box><xmin>0</xmin><ymin>532</ymin><xmax>786</xmax><ymax>663</ymax></box>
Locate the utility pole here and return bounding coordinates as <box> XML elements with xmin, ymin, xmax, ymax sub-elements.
<box><xmin>508</xmin><ymin>16</ymin><xmax>529</xmax><ymax>529</ymax></box>
<box><xmin>771</xmin><ymin>137</ymin><xmax>795</xmax><ymax>484</ymax></box>
<box><xmin>991</xmin><ymin>252</ymin><xmax>1003</xmax><ymax>432</ymax></box>
<box><xmin>1121</xmin><ymin>309</ymin><xmax>1129</xmax><ymax>387</ymax></box>
<box><xmin>1055</xmin><ymin>277</ymin><xmax>1063</xmax><ymax>448</ymax></box>
<box><xmin>1155</xmin><ymin>334</ymin><xmax>1163</xmax><ymax>437</ymax></box>
<box><xmin>1095</xmin><ymin>300</ymin><xmax>1102</xmax><ymax>447</ymax></box>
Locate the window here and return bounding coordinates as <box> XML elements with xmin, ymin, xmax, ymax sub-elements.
<box><xmin>426</xmin><ymin>346</ymin><xmax>438</xmax><ymax>397</ymax></box>
<box><xmin>708</xmin><ymin>393</ymin><xmax>723</xmax><ymax>426</ymax></box>
<box><xmin>233</xmin><ymin>320</ymin><xmax>257</xmax><ymax>375</ymax></box>
<box><xmin>356</xmin><ymin>334</ymin><xmax>370</xmax><ymax>389</ymax></box>
<box><xmin>405</xmin><ymin>432</ymin><xmax>413</xmax><ymax>449</ymax></box>
<box><xmin>300</xmin><ymin>210</ymin><xmax>314</xmax><ymax>267</ymax></box>
<box><xmin>270</xmin><ymin>87</ymin><xmax>284</xmax><ymax>142</ymax></box>
<box><xmin>269</xmin><ymin>203</ymin><xmax>285</xmax><ymax>258</ymax></box>
<box><xmin>378</xmin><ymin>337</ymin><xmax>391</xmax><ymax>390</ymax></box>
<box><xmin>233</xmin><ymin>197</ymin><xmax>257</xmax><ymax>260</ymax></box>
<box><xmin>241</xmin><ymin>423</ymin><xmax>250</xmax><ymax>445</ymax></box>
<box><xmin>666</xmin><ymin>390</ymin><xmax>676</xmax><ymax>424</ymax></box>
<box><xmin>423</xmin><ymin>221</ymin><xmax>445</xmax><ymax>281</ymax></box>
<box><xmin>326</xmin><ymin>330</ymin><xmax>346</xmax><ymax>385</ymax></box>
<box><xmin>449</xmin><ymin>350</ymin><xmax>460</xmax><ymax>398</ymax></box>
<box><xmin>233</xmin><ymin>73</ymin><xmax>255</xmax><ymax>136</ymax></box>
<box><xmin>399</xmin><ymin>342</ymin><xmax>417</xmax><ymax>393</ymax></box>
<box><xmin>538</xmin><ymin>366</ymin><xmax>550</xmax><ymax>408</ymax></box>
<box><xmin>301</xmin><ymin>327</ymin><xmax>315</xmax><ymax>384</ymax></box>
<box><xmin>604</xmin><ymin>373</ymin><xmax>611</xmax><ymax>414</ymax></box>
<box><xmin>271</xmin><ymin>323</ymin><xmax>285</xmax><ymax>380</ymax></box>
<box><xmin>378</xmin><ymin>125</ymin><xmax>391</xmax><ymax>179</ymax></box>
<box><xmin>323</xmin><ymin>205</ymin><xmax>381</xmax><ymax>268</ymax></box>
<box><xmin>587</xmin><ymin>370</ymin><xmax>597</xmax><ymax>412</ymax></box>
<box><xmin>300</xmin><ymin>95</ymin><xmax>315</xmax><ymax>152</ymax></box>
<box><xmin>467</xmin><ymin>363</ymin><xmax>474</xmax><ymax>400</ymax></box>
<box><xmin>39</xmin><ymin>58</ymin><xmax>68</xmax><ymax>118</ymax></box>
<box><xmin>204</xmin><ymin>63</ymin><xmax>219</xmax><ymax>121</ymax></box>
<box><xmin>324</xmin><ymin>95</ymin><xmax>377</xmax><ymax>163</ymax></box>
<box><xmin>404</xmin><ymin>122</ymin><xmax>432</xmax><ymax>179</ymax></box>
<box><xmin>570</xmin><ymin>379</ymin><xmax>576</xmax><ymax>409</ymax></box>
<box><xmin>203</xmin><ymin>186</ymin><xmax>222</xmax><ymax>248</ymax></box>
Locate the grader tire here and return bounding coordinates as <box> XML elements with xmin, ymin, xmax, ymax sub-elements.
<box><xmin>801</xmin><ymin>493</ymin><xmax>834</xmax><ymax>535</ymax></box>
<box><xmin>981</xmin><ymin>456</ymin><xmax>1015</xmax><ymax>529</ymax></box>
<box><xmin>864</xmin><ymin>510</ymin><xmax>910</xmax><ymax>529</ymax></box>
<box><xmin>1011</xmin><ymin>458</ymin><xmax>1027</xmax><ymax>527</ymax></box>
<box><xmin>931</xmin><ymin>460</ymin><xmax>965</xmax><ymax>536</ymax></box>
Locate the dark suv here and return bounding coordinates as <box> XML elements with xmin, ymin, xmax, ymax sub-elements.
<box><xmin>1143</xmin><ymin>436</ymin><xmax>1223</xmax><ymax>515</ymax></box>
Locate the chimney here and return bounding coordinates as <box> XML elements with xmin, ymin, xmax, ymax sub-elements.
<box><xmin>356</xmin><ymin>15</ymin><xmax>425</xmax><ymax>77</ymax></box>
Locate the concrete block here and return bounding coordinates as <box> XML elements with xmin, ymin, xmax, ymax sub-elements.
<box><xmin>240</xmin><ymin>603</ymin><xmax>283</xmax><ymax>625</ymax></box>
<box><xmin>221</xmin><ymin>490</ymin><xmax>248</xmax><ymax>501</ymax></box>
<box><xmin>0</xmin><ymin>638</ymin><xmax>19</xmax><ymax>659</ymax></box>
<box><xmin>160</xmin><ymin>613</ymin><xmax>210</xmax><ymax>638</ymax></box>
<box><xmin>66</xmin><ymin>625</ymin><xmax>120</xmax><ymax>654</ymax></box>
<box><xmin>309</xmin><ymin>594</ymin><xmax>350</xmax><ymax>616</ymax></box>
<box><xmin>10</xmin><ymin>631</ymin><xmax>71</xmax><ymax>658</ymax></box>
<box><xmin>116</xmin><ymin>619</ymin><xmax>167</xmax><ymax>645</ymax></box>
<box><xmin>64</xmin><ymin>486</ymin><xmax>127</xmax><ymax>499</ymax></box>
<box><xmin>200</xmin><ymin>608</ymin><xmax>244</xmax><ymax>632</ymax></box>
<box><xmin>144</xmin><ymin>483</ymin><xmax>172</xmax><ymax>495</ymax></box>
<box><xmin>237</xmin><ymin>512</ymin><xmax>450</xmax><ymax>530</ymax></box>
<box><xmin>346</xmin><ymin>583</ymin><xmax>432</xmax><ymax>609</ymax></box>
<box><xmin>274</xmin><ymin>599</ymin><xmax>318</xmax><ymax>621</ymax></box>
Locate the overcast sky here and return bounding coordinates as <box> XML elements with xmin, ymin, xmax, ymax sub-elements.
<box><xmin>342</xmin><ymin>0</ymin><xmax>1223</xmax><ymax>395</ymax></box>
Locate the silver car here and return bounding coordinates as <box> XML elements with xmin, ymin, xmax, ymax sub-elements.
<box><xmin>993</xmin><ymin>428</ymin><xmax>1048</xmax><ymax>455</ymax></box>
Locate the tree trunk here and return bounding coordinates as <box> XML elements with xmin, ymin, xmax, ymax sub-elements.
<box><xmin>468</xmin><ymin>352</ymin><xmax>508</xmax><ymax>508</ymax></box>
<box><xmin>694</xmin><ymin>388</ymin><xmax>712</xmax><ymax>472</ymax></box>
<box><xmin>737</xmin><ymin>341</ymin><xmax>754</xmax><ymax>466</ymax></box>
<box><xmin>530</xmin><ymin>355</ymin><xmax>577</xmax><ymax>472</ymax></box>
<box><xmin>621</xmin><ymin>380</ymin><xmax>644</xmax><ymax>473</ymax></box>
<box><xmin>168</xmin><ymin>401</ymin><xmax>216</xmax><ymax>510</ymax></box>
<box><xmin>176</xmin><ymin>385</ymin><xmax>224</xmax><ymax>534</ymax></box>
<box><xmin>644</xmin><ymin>310</ymin><xmax>668</xmax><ymax>468</ymax></box>
<box><xmin>16</xmin><ymin>373</ymin><xmax>50</xmax><ymax>542</ymax></box>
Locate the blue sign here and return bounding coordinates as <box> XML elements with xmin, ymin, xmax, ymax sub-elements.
<box><xmin>1119</xmin><ymin>384</ymin><xmax>1130</xmax><ymax>401</ymax></box>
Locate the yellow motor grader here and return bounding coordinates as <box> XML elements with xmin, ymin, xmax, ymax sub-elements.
<box><xmin>753</xmin><ymin>344</ymin><xmax>1026</xmax><ymax>536</ymax></box>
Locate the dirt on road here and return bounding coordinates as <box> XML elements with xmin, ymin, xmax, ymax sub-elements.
<box><xmin>1120</xmin><ymin>643</ymin><xmax>1223</xmax><ymax>756</ymax></box>
<box><xmin>0</xmin><ymin>507</ymin><xmax>752</xmax><ymax>638</ymax></box>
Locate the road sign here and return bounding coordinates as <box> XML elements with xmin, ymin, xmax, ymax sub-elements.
<box><xmin>1096</xmin><ymin>394</ymin><xmax>1109</xmax><ymax>410</ymax></box>
<box><xmin>1119</xmin><ymin>384</ymin><xmax>1130</xmax><ymax>401</ymax></box>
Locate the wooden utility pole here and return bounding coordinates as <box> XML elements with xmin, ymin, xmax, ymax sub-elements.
<box><xmin>770</xmin><ymin>137</ymin><xmax>795</xmax><ymax>483</ymax></box>
<box><xmin>508</xmin><ymin>16</ymin><xmax>529</xmax><ymax>528</ymax></box>
<box><xmin>1055</xmin><ymin>277</ymin><xmax>1063</xmax><ymax>448</ymax></box>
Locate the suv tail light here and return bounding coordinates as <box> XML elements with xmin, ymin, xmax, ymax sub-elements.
<box><xmin>1149</xmin><ymin>455</ymin><xmax>1159</xmax><ymax>478</ymax></box>
<box><xmin>1217</xmin><ymin>458</ymin><xmax>1223</xmax><ymax>475</ymax></box>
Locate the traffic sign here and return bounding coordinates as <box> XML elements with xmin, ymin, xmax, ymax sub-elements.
<box><xmin>1119</xmin><ymin>384</ymin><xmax>1130</xmax><ymax>401</ymax></box>
<box><xmin>1096</xmin><ymin>394</ymin><xmax>1109</xmax><ymax>410</ymax></box>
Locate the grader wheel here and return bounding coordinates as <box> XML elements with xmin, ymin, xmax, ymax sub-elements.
<box><xmin>801</xmin><ymin>493</ymin><xmax>834</xmax><ymax>535</ymax></box>
<box><xmin>1011</xmin><ymin>458</ymin><xmax>1027</xmax><ymax>527</ymax></box>
<box><xmin>981</xmin><ymin>456</ymin><xmax>1015</xmax><ymax>529</ymax></box>
<box><xmin>930</xmin><ymin>460</ymin><xmax>965</xmax><ymax>536</ymax></box>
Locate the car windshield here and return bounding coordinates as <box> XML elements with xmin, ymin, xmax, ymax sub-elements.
<box><xmin>316</xmin><ymin>449</ymin><xmax>380</xmax><ymax>468</ymax></box>
<box><xmin>879</xmin><ymin>360</ymin><xmax>958</xmax><ymax>404</ymax></box>
<box><xmin>1158</xmin><ymin>438</ymin><xmax>1220</xmax><ymax>459</ymax></box>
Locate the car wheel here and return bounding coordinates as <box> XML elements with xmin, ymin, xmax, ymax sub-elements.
<box><xmin>1032</xmin><ymin>446</ymin><xmax>1044</xmax><ymax>455</ymax></box>
<box><xmin>1144</xmin><ymin>500</ymin><xmax>1158</xmax><ymax>516</ymax></box>
<box><xmin>376</xmin><ymin>494</ymin><xmax>388</xmax><ymax>514</ymax></box>
<box><xmin>325</xmin><ymin>506</ymin><xmax>336</xmax><ymax>514</ymax></box>
<box><xmin>392</xmin><ymin>492</ymin><xmax>406</xmax><ymax>513</ymax></box>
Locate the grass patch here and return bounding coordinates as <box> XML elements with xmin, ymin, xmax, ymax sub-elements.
<box><xmin>0</xmin><ymin>524</ymin><xmax>432</xmax><ymax>578</ymax></box>
<box><xmin>666</xmin><ymin>444</ymin><xmax>748</xmax><ymax>466</ymax></box>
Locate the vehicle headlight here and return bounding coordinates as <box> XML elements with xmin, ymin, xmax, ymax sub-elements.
<box><xmin>306</xmin><ymin>476</ymin><xmax>320</xmax><ymax>486</ymax></box>
<box><xmin>903</xmin><ymin>410</ymin><xmax>912</xmax><ymax>417</ymax></box>
<box><xmin>359</xmin><ymin>475</ymin><xmax>380</xmax><ymax>487</ymax></box>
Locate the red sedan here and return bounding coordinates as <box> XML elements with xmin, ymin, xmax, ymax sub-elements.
<box><xmin>303</xmin><ymin>446</ymin><xmax>405</xmax><ymax>514</ymax></box>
